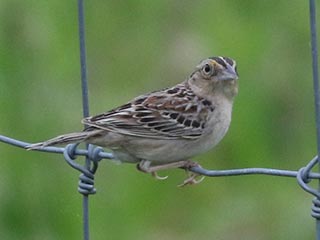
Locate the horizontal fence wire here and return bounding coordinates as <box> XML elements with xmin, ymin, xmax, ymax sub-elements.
<box><xmin>0</xmin><ymin>135</ymin><xmax>114</xmax><ymax>159</ymax></box>
<box><xmin>1</xmin><ymin>134</ymin><xmax>320</xmax><ymax>179</ymax></box>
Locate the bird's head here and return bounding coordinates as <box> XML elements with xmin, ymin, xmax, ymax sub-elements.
<box><xmin>188</xmin><ymin>56</ymin><xmax>238</xmax><ymax>100</ymax></box>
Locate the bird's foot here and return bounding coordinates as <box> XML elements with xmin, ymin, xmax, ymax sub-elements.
<box><xmin>151</xmin><ymin>171</ymin><xmax>168</xmax><ymax>180</ymax></box>
<box><xmin>177</xmin><ymin>170</ymin><xmax>205</xmax><ymax>187</ymax></box>
<box><xmin>137</xmin><ymin>160</ymin><xmax>171</xmax><ymax>180</ymax></box>
<box><xmin>137</xmin><ymin>160</ymin><xmax>205</xmax><ymax>185</ymax></box>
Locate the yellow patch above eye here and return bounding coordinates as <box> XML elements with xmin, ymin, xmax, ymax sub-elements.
<box><xmin>209</xmin><ymin>60</ymin><xmax>218</xmax><ymax>66</ymax></box>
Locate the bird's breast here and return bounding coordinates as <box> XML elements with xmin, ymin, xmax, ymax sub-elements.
<box><xmin>201</xmin><ymin>99</ymin><xmax>233</xmax><ymax>149</ymax></box>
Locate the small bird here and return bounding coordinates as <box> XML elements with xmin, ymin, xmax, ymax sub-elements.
<box><xmin>27</xmin><ymin>56</ymin><xmax>238</xmax><ymax>186</ymax></box>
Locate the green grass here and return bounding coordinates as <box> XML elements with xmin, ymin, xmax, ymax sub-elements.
<box><xmin>0</xmin><ymin>1</ymin><xmax>318</xmax><ymax>239</ymax></box>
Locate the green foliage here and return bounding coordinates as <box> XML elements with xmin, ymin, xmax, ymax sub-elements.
<box><xmin>0</xmin><ymin>1</ymin><xmax>318</xmax><ymax>239</ymax></box>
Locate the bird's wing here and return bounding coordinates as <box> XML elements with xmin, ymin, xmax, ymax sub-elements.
<box><xmin>82</xmin><ymin>83</ymin><xmax>215</xmax><ymax>140</ymax></box>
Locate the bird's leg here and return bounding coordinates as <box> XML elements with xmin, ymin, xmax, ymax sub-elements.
<box><xmin>137</xmin><ymin>160</ymin><xmax>180</xmax><ymax>180</ymax></box>
<box><xmin>137</xmin><ymin>160</ymin><xmax>205</xmax><ymax>185</ymax></box>
<box><xmin>177</xmin><ymin>168</ymin><xmax>205</xmax><ymax>187</ymax></box>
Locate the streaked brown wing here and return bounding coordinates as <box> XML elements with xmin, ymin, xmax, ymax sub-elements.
<box><xmin>82</xmin><ymin>84</ymin><xmax>214</xmax><ymax>140</ymax></box>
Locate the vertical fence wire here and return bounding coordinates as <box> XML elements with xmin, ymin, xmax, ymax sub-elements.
<box><xmin>78</xmin><ymin>0</ymin><xmax>89</xmax><ymax>120</ymax></box>
<box><xmin>309</xmin><ymin>0</ymin><xmax>320</xmax><ymax>239</ymax></box>
<box><xmin>77</xmin><ymin>0</ymin><xmax>91</xmax><ymax>240</ymax></box>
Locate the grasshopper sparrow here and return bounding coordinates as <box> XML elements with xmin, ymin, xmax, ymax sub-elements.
<box><xmin>27</xmin><ymin>56</ymin><xmax>238</xmax><ymax>185</ymax></box>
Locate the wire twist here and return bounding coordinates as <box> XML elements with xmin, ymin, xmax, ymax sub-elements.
<box><xmin>312</xmin><ymin>198</ymin><xmax>320</xmax><ymax>219</ymax></box>
<box><xmin>297</xmin><ymin>156</ymin><xmax>319</xmax><ymax>197</ymax></box>
<box><xmin>63</xmin><ymin>144</ymin><xmax>104</xmax><ymax>195</ymax></box>
<box><xmin>297</xmin><ymin>156</ymin><xmax>320</xmax><ymax>219</ymax></box>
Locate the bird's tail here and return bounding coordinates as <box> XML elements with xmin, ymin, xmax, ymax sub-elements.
<box><xmin>26</xmin><ymin>130</ymin><xmax>102</xmax><ymax>150</ymax></box>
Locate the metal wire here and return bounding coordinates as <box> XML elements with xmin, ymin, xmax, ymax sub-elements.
<box><xmin>77</xmin><ymin>0</ymin><xmax>92</xmax><ymax>240</ymax></box>
<box><xmin>0</xmin><ymin>135</ymin><xmax>114</xmax><ymax>159</ymax></box>
<box><xmin>1</xmin><ymin>134</ymin><xmax>320</xmax><ymax>180</ymax></box>
<box><xmin>78</xmin><ymin>0</ymin><xmax>89</xmax><ymax>121</ymax></box>
<box><xmin>309</xmin><ymin>0</ymin><xmax>320</xmax><ymax>238</ymax></box>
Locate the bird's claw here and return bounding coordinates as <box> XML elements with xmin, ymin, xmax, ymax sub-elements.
<box><xmin>151</xmin><ymin>171</ymin><xmax>168</xmax><ymax>180</ymax></box>
<box><xmin>137</xmin><ymin>159</ymin><xmax>205</xmax><ymax>185</ymax></box>
<box><xmin>177</xmin><ymin>162</ymin><xmax>205</xmax><ymax>187</ymax></box>
<box><xmin>177</xmin><ymin>173</ymin><xmax>205</xmax><ymax>187</ymax></box>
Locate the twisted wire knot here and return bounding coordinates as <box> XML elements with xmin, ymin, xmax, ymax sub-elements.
<box><xmin>297</xmin><ymin>156</ymin><xmax>319</xmax><ymax>198</ymax></box>
<box><xmin>78</xmin><ymin>171</ymin><xmax>96</xmax><ymax>195</ymax></box>
<box><xmin>297</xmin><ymin>156</ymin><xmax>320</xmax><ymax>219</ymax></box>
<box><xmin>312</xmin><ymin>198</ymin><xmax>320</xmax><ymax>219</ymax></box>
<box><xmin>87</xmin><ymin>145</ymin><xmax>104</xmax><ymax>163</ymax></box>
<box><xmin>299</xmin><ymin>166</ymin><xmax>311</xmax><ymax>184</ymax></box>
<box><xmin>63</xmin><ymin>144</ymin><xmax>104</xmax><ymax>195</ymax></box>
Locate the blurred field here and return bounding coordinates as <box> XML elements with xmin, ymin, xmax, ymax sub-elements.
<box><xmin>0</xmin><ymin>1</ymin><xmax>318</xmax><ymax>239</ymax></box>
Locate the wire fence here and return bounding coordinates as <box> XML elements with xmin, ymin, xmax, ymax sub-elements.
<box><xmin>0</xmin><ymin>0</ymin><xmax>319</xmax><ymax>239</ymax></box>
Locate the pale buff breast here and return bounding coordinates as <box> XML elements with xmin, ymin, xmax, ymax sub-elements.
<box><xmin>107</xmin><ymin>98</ymin><xmax>233</xmax><ymax>164</ymax></box>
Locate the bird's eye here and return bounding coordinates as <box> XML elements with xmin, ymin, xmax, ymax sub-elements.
<box><xmin>202</xmin><ymin>64</ymin><xmax>213</xmax><ymax>75</ymax></box>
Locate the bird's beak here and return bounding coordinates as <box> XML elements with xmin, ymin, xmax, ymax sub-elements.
<box><xmin>219</xmin><ymin>64</ymin><xmax>238</xmax><ymax>81</ymax></box>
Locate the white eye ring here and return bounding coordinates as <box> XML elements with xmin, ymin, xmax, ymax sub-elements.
<box><xmin>202</xmin><ymin>64</ymin><xmax>213</xmax><ymax>75</ymax></box>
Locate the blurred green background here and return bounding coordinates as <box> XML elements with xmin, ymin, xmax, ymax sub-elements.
<box><xmin>0</xmin><ymin>0</ymin><xmax>319</xmax><ymax>239</ymax></box>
